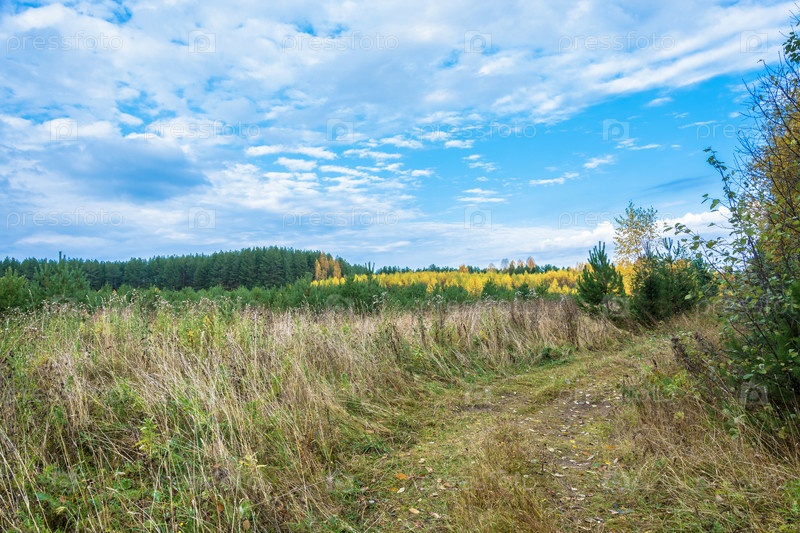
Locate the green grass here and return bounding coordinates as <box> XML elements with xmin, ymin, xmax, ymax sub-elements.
<box><xmin>1</xmin><ymin>301</ymin><xmax>798</xmax><ymax>531</ymax></box>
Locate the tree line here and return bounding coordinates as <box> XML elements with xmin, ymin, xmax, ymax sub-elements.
<box><xmin>0</xmin><ymin>247</ymin><xmax>367</xmax><ymax>293</ymax></box>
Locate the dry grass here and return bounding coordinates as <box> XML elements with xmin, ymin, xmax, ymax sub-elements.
<box><xmin>0</xmin><ymin>297</ymin><xmax>617</xmax><ymax>532</ymax></box>
<box><xmin>607</xmin><ymin>312</ymin><xmax>800</xmax><ymax>532</ymax></box>
<box><xmin>4</xmin><ymin>300</ymin><xmax>798</xmax><ymax>532</ymax></box>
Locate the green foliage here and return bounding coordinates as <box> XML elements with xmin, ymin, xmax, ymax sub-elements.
<box><xmin>576</xmin><ymin>241</ymin><xmax>625</xmax><ymax>311</ymax></box>
<box><xmin>674</xmin><ymin>23</ymin><xmax>800</xmax><ymax>405</ymax></box>
<box><xmin>32</xmin><ymin>260</ymin><xmax>90</xmax><ymax>304</ymax></box>
<box><xmin>629</xmin><ymin>240</ymin><xmax>710</xmax><ymax>324</ymax></box>
<box><xmin>0</xmin><ymin>268</ymin><xmax>30</xmax><ymax>313</ymax></box>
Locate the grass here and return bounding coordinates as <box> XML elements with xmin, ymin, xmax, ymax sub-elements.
<box><xmin>1</xmin><ymin>298</ymin><xmax>798</xmax><ymax>531</ymax></box>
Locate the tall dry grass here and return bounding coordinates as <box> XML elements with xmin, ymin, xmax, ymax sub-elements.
<box><xmin>0</xmin><ymin>297</ymin><xmax>619</xmax><ymax>531</ymax></box>
<box><xmin>610</xmin><ymin>313</ymin><xmax>800</xmax><ymax>532</ymax></box>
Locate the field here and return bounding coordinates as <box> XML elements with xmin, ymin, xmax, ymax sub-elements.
<box><xmin>2</xmin><ymin>298</ymin><xmax>799</xmax><ymax>532</ymax></box>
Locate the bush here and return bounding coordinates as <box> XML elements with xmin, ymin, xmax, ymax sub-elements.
<box><xmin>629</xmin><ymin>242</ymin><xmax>710</xmax><ymax>324</ymax></box>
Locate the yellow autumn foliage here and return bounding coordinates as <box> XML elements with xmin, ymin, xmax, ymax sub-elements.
<box><xmin>312</xmin><ymin>269</ymin><xmax>584</xmax><ymax>296</ymax></box>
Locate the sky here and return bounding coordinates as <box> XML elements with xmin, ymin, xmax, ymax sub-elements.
<box><xmin>0</xmin><ymin>0</ymin><xmax>794</xmax><ymax>269</ymax></box>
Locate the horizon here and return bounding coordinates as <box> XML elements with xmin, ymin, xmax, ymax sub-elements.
<box><xmin>1</xmin><ymin>1</ymin><xmax>792</xmax><ymax>269</ymax></box>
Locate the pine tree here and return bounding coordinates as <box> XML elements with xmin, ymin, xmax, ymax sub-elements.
<box><xmin>577</xmin><ymin>242</ymin><xmax>625</xmax><ymax>311</ymax></box>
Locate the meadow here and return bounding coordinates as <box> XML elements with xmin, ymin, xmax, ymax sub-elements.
<box><xmin>2</xmin><ymin>294</ymin><xmax>798</xmax><ymax>531</ymax></box>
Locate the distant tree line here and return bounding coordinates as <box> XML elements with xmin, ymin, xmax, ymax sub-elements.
<box><xmin>0</xmin><ymin>247</ymin><xmax>368</xmax><ymax>293</ymax></box>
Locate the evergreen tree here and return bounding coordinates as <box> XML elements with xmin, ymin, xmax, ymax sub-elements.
<box><xmin>577</xmin><ymin>242</ymin><xmax>625</xmax><ymax>311</ymax></box>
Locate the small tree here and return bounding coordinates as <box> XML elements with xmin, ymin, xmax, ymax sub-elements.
<box><xmin>629</xmin><ymin>239</ymin><xmax>705</xmax><ymax>324</ymax></box>
<box><xmin>32</xmin><ymin>260</ymin><xmax>90</xmax><ymax>304</ymax></box>
<box><xmin>614</xmin><ymin>201</ymin><xmax>660</xmax><ymax>266</ymax></box>
<box><xmin>577</xmin><ymin>242</ymin><xmax>625</xmax><ymax>312</ymax></box>
<box><xmin>0</xmin><ymin>268</ymin><xmax>30</xmax><ymax>313</ymax></box>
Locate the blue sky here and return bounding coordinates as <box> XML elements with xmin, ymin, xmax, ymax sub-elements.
<box><xmin>0</xmin><ymin>0</ymin><xmax>793</xmax><ymax>268</ymax></box>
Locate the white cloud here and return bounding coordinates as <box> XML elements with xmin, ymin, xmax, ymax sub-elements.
<box><xmin>411</xmin><ymin>169</ymin><xmax>433</xmax><ymax>177</ymax></box>
<box><xmin>583</xmin><ymin>155</ymin><xmax>615</xmax><ymax>169</ymax></box>
<box><xmin>630</xmin><ymin>143</ymin><xmax>661</xmax><ymax>150</ymax></box>
<box><xmin>530</xmin><ymin>177</ymin><xmax>566</xmax><ymax>186</ymax></box>
<box><xmin>646</xmin><ymin>96</ymin><xmax>673</xmax><ymax>107</ymax></box>
<box><xmin>530</xmin><ymin>172</ymin><xmax>579</xmax><ymax>186</ymax></box>
<box><xmin>247</xmin><ymin>145</ymin><xmax>336</xmax><ymax>159</ymax></box>
<box><xmin>445</xmin><ymin>140</ymin><xmax>474</xmax><ymax>149</ymax></box>
<box><xmin>276</xmin><ymin>157</ymin><xmax>317</xmax><ymax>171</ymax></box>
<box><xmin>379</xmin><ymin>135</ymin><xmax>423</xmax><ymax>149</ymax></box>
<box><xmin>344</xmin><ymin>149</ymin><xmax>402</xmax><ymax>161</ymax></box>
<box><xmin>457</xmin><ymin>187</ymin><xmax>507</xmax><ymax>203</ymax></box>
